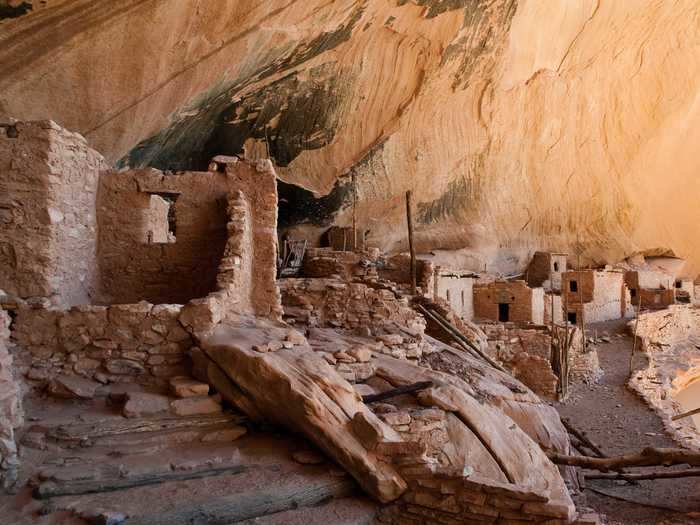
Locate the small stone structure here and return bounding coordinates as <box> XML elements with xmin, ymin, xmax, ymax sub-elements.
<box><xmin>527</xmin><ymin>251</ymin><xmax>568</xmax><ymax>292</ymax></box>
<box><xmin>623</xmin><ymin>269</ymin><xmax>675</xmax><ymax>310</ymax></box>
<box><xmin>431</xmin><ymin>269</ymin><xmax>476</xmax><ymax>321</ymax></box>
<box><xmin>562</xmin><ymin>269</ymin><xmax>632</xmax><ymax>324</ymax></box>
<box><xmin>473</xmin><ymin>280</ymin><xmax>545</xmax><ymax>324</ymax></box>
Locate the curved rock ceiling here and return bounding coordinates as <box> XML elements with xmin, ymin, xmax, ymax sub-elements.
<box><xmin>1</xmin><ymin>0</ymin><xmax>699</xmax><ymax>274</ymax></box>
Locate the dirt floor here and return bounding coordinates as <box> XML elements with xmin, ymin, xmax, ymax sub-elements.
<box><xmin>555</xmin><ymin>319</ymin><xmax>700</xmax><ymax>525</ymax></box>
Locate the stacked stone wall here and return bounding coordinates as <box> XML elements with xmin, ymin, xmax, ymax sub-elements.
<box><xmin>280</xmin><ymin>278</ymin><xmax>425</xmax><ymax>334</ymax></box>
<box><xmin>13</xmin><ymin>302</ymin><xmax>194</xmax><ymax>388</ymax></box>
<box><xmin>473</xmin><ymin>281</ymin><xmax>537</xmax><ymax>323</ymax></box>
<box><xmin>0</xmin><ymin>310</ymin><xmax>22</xmax><ymax>487</ymax></box>
<box><xmin>0</xmin><ymin>121</ymin><xmax>104</xmax><ymax>305</ymax></box>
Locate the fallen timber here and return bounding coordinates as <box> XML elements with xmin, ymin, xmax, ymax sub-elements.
<box><xmin>547</xmin><ymin>447</ymin><xmax>700</xmax><ymax>471</ymax></box>
<box><xmin>124</xmin><ymin>476</ymin><xmax>356</xmax><ymax>525</ymax></box>
<box><xmin>35</xmin><ymin>464</ymin><xmax>256</xmax><ymax>499</ymax></box>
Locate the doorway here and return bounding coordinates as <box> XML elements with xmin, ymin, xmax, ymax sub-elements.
<box><xmin>498</xmin><ymin>303</ymin><xmax>510</xmax><ymax>322</ymax></box>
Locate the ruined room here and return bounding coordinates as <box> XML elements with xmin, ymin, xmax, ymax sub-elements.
<box><xmin>0</xmin><ymin>1</ymin><xmax>699</xmax><ymax>525</ymax></box>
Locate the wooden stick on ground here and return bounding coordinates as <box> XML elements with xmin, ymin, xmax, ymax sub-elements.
<box><xmin>547</xmin><ymin>447</ymin><xmax>700</xmax><ymax>471</ymax></box>
<box><xmin>124</xmin><ymin>476</ymin><xmax>356</xmax><ymax>525</ymax></box>
<box><xmin>362</xmin><ymin>381</ymin><xmax>433</xmax><ymax>404</ymax></box>
<box><xmin>586</xmin><ymin>468</ymin><xmax>700</xmax><ymax>481</ymax></box>
<box><xmin>35</xmin><ymin>464</ymin><xmax>253</xmax><ymax>499</ymax></box>
<box><xmin>561</xmin><ymin>417</ymin><xmax>606</xmax><ymax>458</ymax></box>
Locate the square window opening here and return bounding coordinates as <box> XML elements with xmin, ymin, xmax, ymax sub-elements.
<box><xmin>145</xmin><ymin>193</ymin><xmax>177</xmax><ymax>244</ymax></box>
<box><xmin>569</xmin><ymin>280</ymin><xmax>578</xmax><ymax>293</ymax></box>
<box><xmin>567</xmin><ymin>312</ymin><xmax>577</xmax><ymax>325</ymax></box>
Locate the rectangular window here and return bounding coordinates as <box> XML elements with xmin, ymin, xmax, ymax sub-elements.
<box><xmin>567</xmin><ymin>312</ymin><xmax>577</xmax><ymax>325</ymax></box>
<box><xmin>630</xmin><ymin>288</ymin><xmax>637</xmax><ymax>298</ymax></box>
<box><xmin>569</xmin><ymin>280</ymin><xmax>578</xmax><ymax>293</ymax></box>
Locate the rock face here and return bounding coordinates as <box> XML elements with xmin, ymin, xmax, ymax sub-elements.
<box><xmin>1</xmin><ymin>1</ymin><xmax>699</xmax><ymax>273</ymax></box>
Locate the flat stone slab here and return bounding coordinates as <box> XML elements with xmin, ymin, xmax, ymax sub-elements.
<box><xmin>123</xmin><ymin>392</ymin><xmax>171</xmax><ymax>418</ymax></box>
<box><xmin>47</xmin><ymin>375</ymin><xmax>100</xmax><ymax>400</ymax></box>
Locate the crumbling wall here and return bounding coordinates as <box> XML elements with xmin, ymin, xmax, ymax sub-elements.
<box><xmin>480</xmin><ymin>323</ymin><xmax>593</xmax><ymax>399</ymax></box>
<box><xmin>13</xmin><ymin>302</ymin><xmax>194</xmax><ymax>388</ymax></box>
<box><xmin>0</xmin><ymin>310</ymin><xmax>22</xmax><ymax>487</ymax></box>
<box><xmin>0</xmin><ymin>121</ymin><xmax>103</xmax><ymax>306</ymax></box>
<box><xmin>638</xmin><ymin>287</ymin><xmax>675</xmax><ymax>310</ymax></box>
<box><xmin>97</xmin><ymin>158</ymin><xmax>281</xmax><ymax>316</ymax></box>
<box><xmin>280</xmin><ymin>278</ymin><xmax>425</xmax><ymax>334</ymax></box>
<box><xmin>473</xmin><ymin>280</ymin><xmax>538</xmax><ymax>323</ymax></box>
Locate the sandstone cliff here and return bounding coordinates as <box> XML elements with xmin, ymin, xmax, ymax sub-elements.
<box><xmin>1</xmin><ymin>0</ymin><xmax>698</xmax><ymax>273</ymax></box>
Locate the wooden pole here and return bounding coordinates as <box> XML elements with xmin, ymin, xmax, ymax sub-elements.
<box><xmin>629</xmin><ymin>294</ymin><xmax>642</xmax><ymax>376</ymax></box>
<box><xmin>406</xmin><ymin>190</ymin><xmax>417</xmax><ymax>295</ymax></box>
<box><xmin>671</xmin><ymin>406</ymin><xmax>700</xmax><ymax>421</ymax></box>
<box><xmin>352</xmin><ymin>173</ymin><xmax>357</xmax><ymax>251</ymax></box>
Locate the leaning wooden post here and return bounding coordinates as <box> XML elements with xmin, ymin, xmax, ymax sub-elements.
<box><xmin>406</xmin><ymin>190</ymin><xmax>417</xmax><ymax>295</ymax></box>
<box><xmin>352</xmin><ymin>173</ymin><xmax>358</xmax><ymax>251</ymax></box>
<box><xmin>629</xmin><ymin>294</ymin><xmax>642</xmax><ymax>376</ymax></box>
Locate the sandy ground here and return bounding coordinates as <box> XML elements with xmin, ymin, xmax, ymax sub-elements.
<box><xmin>555</xmin><ymin>319</ymin><xmax>700</xmax><ymax>525</ymax></box>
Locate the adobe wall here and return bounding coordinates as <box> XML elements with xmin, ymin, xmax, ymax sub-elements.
<box><xmin>638</xmin><ymin>287</ymin><xmax>675</xmax><ymax>310</ymax></box>
<box><xmin>0</xmin><ymin>310</ymin><xmax>22</xmax><ymax>487</ymax></box>
<box><xmin>434</xmin><ymin>273</ymin><xmax>474</xmax><ymax>321</ymax></box>
<box><xmin>0</xmin><ymin>121</ymin><xmax>104</xmax><ymax>306</ymax></box>
<box><xmin>584</xmin><ymin>271</ymin><xmax>626</xmax><ymax>323</ymax></box>
<box><xmin>527</xmin><ymin>252</ymin><xmax>567</xmax><ymax>292</ymax></box>
<box><xmin>13</xmin><ymin>302</ymin><xmax>194</xmax><ymax>388</ymax></box>
<box><xmin>473</xmin><ymin>280</ymin><xmax>537</xmax><ymax>323</ymax></box>
<box><xmin>97</xmin><ymin>169</ymin><xmax>229</xmax><ymax>305</ymax></box>
<box><xmin>561</xmin><ymin>271</ymin><xmax>594</xmax><ymax>305</ymax></box>
<box><xmin>97</xmin><ymin>159</ymin><xmax>281</xmax><ymax>316</ymax></box>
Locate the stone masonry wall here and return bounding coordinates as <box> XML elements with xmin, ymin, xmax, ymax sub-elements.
<box><xmin>97</xmin><ymin>158</ymin><xmax>281</xmax><ymax>315</ymax></box>
<box><xmin>0</xmin><ymin>121</ymin><xmax>104</xmax><ymax>305</ymax></box>
<box><xmin>0</xmin><ymin>310</ymin><xmax>22</xmax><ymax>488</ymax></box>
<box><xmin>280</xmin><ymin>278</ymin><xmax>425</xmax><ymax>334</ymax></box>
<box><xmin>13</xmin><ymin>302</ymin><xmax>193</xmax><ymax>389</ymax></box>
<box><xmin>473</xmin><ymin>281</ymin><xmax>538</xmax><ymax>323</ymax></box>
<box><xmin>97</xmin><ymin>169</ymin><xmax>229</xmax><ymax>305</ymax></box>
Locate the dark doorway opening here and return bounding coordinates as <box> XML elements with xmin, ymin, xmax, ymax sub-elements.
<box><xmin>498</xmin><ymin>303</ymin><xmax>510</xmax><ymax>322</ymax></box>
<box><xmin>567</xmin><ymin>312</ymin><xmax>577</xmax><ymax>325</ymax></box>
<box><xmin>569</xmin><ymin>280</ymin><xmax>578</xmax><ymax>292</ymax></box>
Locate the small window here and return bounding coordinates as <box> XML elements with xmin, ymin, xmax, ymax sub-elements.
<box><xmin>553</xmin><ymin>262</ymin><xmax>560</xmax><ymax>272</ymax></box>
<box><xmin>675</xmin><ymin>281</ymin><xmax>682</xmax><ymax>289</ymax></box>
<box><xmin>145</xmin><ymin>194</ymin><xmax>177</xmax><ymax>244</ymax></box>
<box><xmin>567</xmin><ymin>312</ymin><xmax>577</xmax><ymax>325</ymax></box>
<box><xmin>569</xmin><ymin>280</ymin><xmax>578</xmax><ymax>293</ymax></box>
<box><xmin>630</xmin><ymin>288</ymin><xmax>637</xmax><ymax>298</ymax></box>
<box><xmin>461</xmin><ymin>290</ymin><xmax>465</xmax><ymax>308</ymax></box>
<box><xmin>498</xmin><ymin>303</ymin><xmax>510</xmax><ymax>322</ymax></box>
<box><xmin>446</xmin><ymin>290</ymin><xmax>450</xmax><ymax>302</ymax></box>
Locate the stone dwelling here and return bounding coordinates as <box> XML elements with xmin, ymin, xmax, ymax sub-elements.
<box><xmin>430</xmin><ymin>268</ymin><xmax>477</xmax><ymax>321</ymax></box>
<box><xmin>561</xmin><ymin>269</ymin><xmax>633</xmax><ymax>325</ymax></box>
<box><xmin>674</xmin><ymin>278</ymin><xmax>696</xmax><ymax>303</ymax></box>
<box><xmin>473</xmin><ymin>280</ymin><xmax>545</xmax><ymax>324</ymax></box>
<box><xmin>623</xmin><ymin>269</ymin><xmax>675</xmax><ymax>310</ymax></box>
<box><xmin>527</xmin><ymin>251</ymin><xmax>568</xmax><ymax>292</ymax></box>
